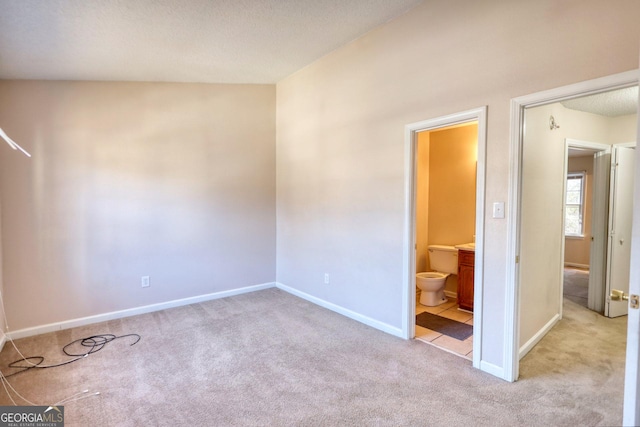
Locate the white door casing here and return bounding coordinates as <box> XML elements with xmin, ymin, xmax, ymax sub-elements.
<box><xmin>562</xmin><ymin>138</ymin><xmax>611</xmax><ymax>314</ymax></box>
<box><xmin>507</xmin><ymin>70</ymin><xmax>639</xmax><ymax>385</ymax></box>
<box><xmin>589</xmin><ymin>148</ymin><xmax>611</xmax><ymax>313</ymax></box>
<box><xmin>622</xmin><ymin>61</ymin><xmax>640</xmax><ymax>423</ymax></box>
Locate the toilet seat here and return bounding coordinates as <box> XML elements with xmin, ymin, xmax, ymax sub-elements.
<box><xmin>417</xmin><ymin>271</ymin><xmax>448</xmax><ymax>279</ymax></box>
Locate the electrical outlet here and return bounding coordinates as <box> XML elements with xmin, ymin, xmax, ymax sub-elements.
<box><xmin>324</xmin><ymin>273</ymin><xmax>330</xmax><ymax>285</ymax></box>
<box><xmin>141</xmin><ymin>276</ymin><xmax>150</xmax><ymax>288</ymax></box>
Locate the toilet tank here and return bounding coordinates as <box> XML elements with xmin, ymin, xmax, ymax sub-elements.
<box><xmin>428</xmin><ymin>245</ymin><xmax>458</xmax><ymax>274</ymax></box>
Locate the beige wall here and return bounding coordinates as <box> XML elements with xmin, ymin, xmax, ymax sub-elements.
<box><xmin>276</xmin><ymin>0</ymin><xmax>640</xmax><ymax>369</ymax></box>
<box><xmin>564</xmin><ymin>156</ymin><xmax>594</xmax><ymax>267</ymax></box>
<box><xmin>611</xmin><ymin>114</ymin><xmax>639</xmax><ymax>144</ymax></box>
<box><xmin>415</xmin><ymin>131</ymin><xmax>430</xmax><ymax>274</ymax></box>
<box><xmin>0</xmin><ymin>81</ymin><xmax>276</xmax><ymax>331</ymax></box>
<box><xmin>428</xmin><ymin>124</ymin><xmax>477</xmax><ymax>247</ymax></box>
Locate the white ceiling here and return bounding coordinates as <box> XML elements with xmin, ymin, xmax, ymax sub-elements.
<box><xmin>561</xmin><ymin>86</ymin><xmax>638</xmax><ymax>117</ymax></box>
<box><xmin>0</xmin><ymin>0</ymin><xmax>423</xmax><ymax>84</ymax></box>
<box><xmin>565</xmin><ymin>87</ymin><xmax>638</xmax><ymax>158</ymax></box>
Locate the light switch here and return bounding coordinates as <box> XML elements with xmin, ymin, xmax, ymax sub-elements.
<box><xmin>493</xmin><ymin>202</ymin><xmax>505</xmax><ymax>219</ymax></box>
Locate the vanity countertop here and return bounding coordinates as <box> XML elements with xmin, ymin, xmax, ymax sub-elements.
<box><xmin>455</xmin><ymin>242</ymin><xmax>475</xmax><ymax>252</ymax></box>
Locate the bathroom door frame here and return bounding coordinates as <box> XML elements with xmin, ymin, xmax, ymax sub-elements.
<box><xmin>403</xmin><ymin>106</ymin><xmax>487</xmax><ymax>372</ymax></box>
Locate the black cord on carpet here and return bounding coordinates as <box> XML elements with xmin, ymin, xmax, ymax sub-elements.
<box><xmin>2</xmin><ymin>333</ymin><xmax>141</xmax><ymax>378</ymax></box>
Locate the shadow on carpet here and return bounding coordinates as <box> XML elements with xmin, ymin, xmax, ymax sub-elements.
<box><xmin>416</xmin><ymin>312</ymin><xmax>473</xmax><ymax>340</ymax></box>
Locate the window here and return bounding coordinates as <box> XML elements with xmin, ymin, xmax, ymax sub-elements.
<box><xmin>565</xmin><ymin>172</ymin><xmax>586</xmax><ymax>237</ymax></box>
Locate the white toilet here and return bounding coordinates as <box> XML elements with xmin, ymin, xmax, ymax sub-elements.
<box><xmin>416</xmin><ymin>245</ymin><xmax>458</xmax><ymax>306</ymax></box>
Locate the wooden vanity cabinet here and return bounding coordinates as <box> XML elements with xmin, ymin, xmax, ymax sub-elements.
<box><xmin>457</xmin><ymin>249</ymin><xmax>475</xmax><ymax>312</ymax></box>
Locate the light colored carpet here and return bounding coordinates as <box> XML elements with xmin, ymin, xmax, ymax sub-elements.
<box><xmin>563</xmin><ymin>268</ymin><xmax>589</xmax><ymax>309</ymax></box>
<box><xmin>0</xmin><ymin>288</ymin><xmax>627</xmax><ymax>426</ymax></box>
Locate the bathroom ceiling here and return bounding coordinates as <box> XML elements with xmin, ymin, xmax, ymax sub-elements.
<box><xmin>0</xmin><ymin>0</ymin><xmax>422</xmax><ymax>84</ymax></box>
<box><xmin>561</xmin><ymin>86</ymin><xmax>638</xmax><ymax>117</ymax></box>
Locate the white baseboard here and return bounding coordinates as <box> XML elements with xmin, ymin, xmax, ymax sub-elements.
<box><xmin>444</xmin><ymin>290</ymin><xmax>457</xmax><ymax>299</ymax></box>
<box><xmin>564</xmin><ymin>262</ymin><xmax>589</xmax><ymax>269</ymax></box>
<box><xmin>518</xmin><ymin>313</ymin><xmax>561</xmax><ymax>359</ymax></box>
<box><xmin>480</xmin><ymin>360</ymin><xmax>506</xmax><ymax>380</ymax></box>
<box><xmin>7</xmin><ymin>280</ymin><xmax>412</xmax><ymax>345</ymax></box>
<box><xmin>0</xmin><ymin>334</ymin><xmax>5</xmax><ymax>353</ymax></box>
<box><xmin>7</xmin><ymin>282</ymin><xmax>277</xmax><ymax>340</ymax></box>
<box><xmin>276</xmin><ymin>282</ymin><xmax>403</xmax><ymax>338</ymax></box>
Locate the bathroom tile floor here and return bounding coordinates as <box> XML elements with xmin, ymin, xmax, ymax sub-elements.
<box><xmin>415</xmin><ymin>297</ymin><xmax>473</xmax><ymax>360</ymax></box>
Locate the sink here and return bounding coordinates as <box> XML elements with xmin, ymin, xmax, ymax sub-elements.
<box><xmin>455</xmin><ymin>242</ymin><xmax>475</xmax><ymax>252</ymax></box>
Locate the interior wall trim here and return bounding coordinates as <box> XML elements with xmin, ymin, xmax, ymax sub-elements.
<box><xmin>5</xmin><ymin>282</ymin><xmax>277</xmax><ymax>340</ymax></box>
<box><xmin>5</xmin><ymin>280</ymin><xmax>405</xmax><ymax>342</ymax></box>
<box><xmin>276</xmin><ymin>282</ymin><xmax>404</xmax><ymax>338</ymax></box>
<box><xmin>479</xmin><ymin>360</ymin><xmax>505</xmax><ymax>379</ymax></box>
<box><xmin>444</xmin><ymin>290</ymin><xmax>457</xmax><ymax>299</ymax></box>
<box><xmin>518</xmin><ymin>314</ymin><xmax>561</xmax><ymax>360</ymax></box>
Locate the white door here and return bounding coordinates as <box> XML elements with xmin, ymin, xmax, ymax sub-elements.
<box><xmin>588</xmin><ymin>150</ymin><xmax>611</xmax><ymax>313</ymax></box>
<box><xmin>622</xmin><ymin>70</ymin><xmax>640</xmax><ymax>423</ymax></box>
<box><xmin>605</xmin><ymin>146</ymin><xmax>635</xmax><ymax>318</ymax></box>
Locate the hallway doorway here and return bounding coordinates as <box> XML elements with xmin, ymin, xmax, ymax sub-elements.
<box><xmin>517</xmin><ymin>84</ymin><xmax>637</xmax><ymax>360</ymax></box>
<box><xmin>413</xmin><ymin>123</ymin><xmax>477</xmax><ymax>358</ymax></box>
<box><xmin>507</xmin><ymin>70</ymin><xmax>640</xmax><ymax>423</ymax></box>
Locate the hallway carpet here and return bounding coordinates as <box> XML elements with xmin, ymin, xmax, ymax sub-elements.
<box><xmin>0</xmin><ymin>288</ymin><xmax>627</xmax><ymax>426</ymax></box>
<box><xmin>563</xmin><ymin>267</ymin><xmax>589</xmax><ymax>308</ymax></box>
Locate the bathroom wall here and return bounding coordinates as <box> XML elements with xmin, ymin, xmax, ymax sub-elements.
<box><xmin>415</xmin><ymin>123</ymin><xmax>477</xmax><ymax>297</ymax></box>
<box><xmin>415</xmin><ymin>131</ymin><xmax>430</xmax><ymax>274</ymax></box>
<box><xmin>428</xmin><ymin>124</ymin><xmax>477</xmax><ymax>246</ymax></box>
<box><xmin>427</xmin><ymin>124</ymin><xmax>477</xmax><ymax>295</ymax></box>
<box><xmin>564</xmin><ymin>155</ymin><xmax>594</xmax><ymax>268</ymax></box>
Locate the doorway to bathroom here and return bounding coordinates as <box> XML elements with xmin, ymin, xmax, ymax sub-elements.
<box><xmin>414</xmin><ymin>122</ymin><xmax>477</xmax><ymax>358</ymax></box>
<box><xmin>505</xmin><ymin>72</ymin><xmax>640</xmax><ymax>420</ymax></box>
<box><xmin>403</xmin><ymin>107</ymin><xmax>487</xmax><ymax>371</ymax></box>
